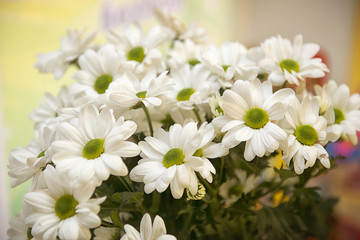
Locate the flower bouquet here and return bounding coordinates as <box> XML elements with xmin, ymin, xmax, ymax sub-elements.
<box><xmin>8</xmin><ymin>9</ymin><xmax>360</xmax><ymax>240</ymax></box>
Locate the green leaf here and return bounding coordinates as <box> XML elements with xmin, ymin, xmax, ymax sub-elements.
<box><xmin>274</xmin><ymin>167</ymin><xmax>298</xmax><ymax>181</ymax></box>
<box><xmin>111</xmin><ymin>209</ymin><xmax>123</xmax><ymax>228</ymax></box>
<box><xmin>111</xmin><ymin>192</ymin><xmax>143</xmax><ymax>204</ymax></box>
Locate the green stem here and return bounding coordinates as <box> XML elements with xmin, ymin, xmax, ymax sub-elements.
<box><xmin>258</xmin><ymin>179</ymin><xmax>285</xmax><ymax>198</ymax></box>
<box><xmin>200</xmin><ymin>177</ymin><xmax>216</xmax><ymax>196</ymax></box>
<box><xmin>142</xmin><ymin>104</ymin><xmax>154</xmax><ymax>136</ymax></box>
<box><xmin>192</xmin><ymin>107</ymin><xmax>202</xmax><ymax>124</ymax></box>
<box><xmin>117</xmin><ymin>176</ymin><xmax>132</xmax><ymax>192</ymax></box>
<box><xmin>217</xmin><ymin>157</ymin><xmax>225</xmax><ymax>187</ymax></box>
<box><xmin>124</xmin><ymin>175</ymin><xmax>136</xmax><ymax>192</ymax></box>
<box><xmin>150</xmin><ymin>191</ymin><xmax>161</xmax><ymax>213</ymax></box>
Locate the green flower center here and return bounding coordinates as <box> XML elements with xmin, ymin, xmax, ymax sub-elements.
<box><xmin>127</xmin><ymin>46</ymin><xmax>145</xmax><ymax>63</ymax></box>
<box><xmin>94</xmin><ymin>74</ymin><xmax>113</xmax><ymax>94</ymax></box>
<box><xmin>163</xmin><ymin>148</ymin><xmax>185</xmax><ymax>168</ymax></box>
<box><xmin>177</xmin><ymin>88</ymin><xmax>195</xmax><ymax>101</ymax></box>
<box><xmin>136</xmin><ymin>91</ymin><xmax>147</xmax><ymax>99</ymax></box>
<box><xmin>37</xmin><ymin>149</ymin><xmax>46</xmax><ymax>158</ymax></box>
<box><xmin>27</xmin><ymin>228</ymin><xmax>33</xmax><ymax>240</ymax></box>
<box><xmin>54</xmin><ymin>194</ymin><xmax>78</xmax><ymax>220</ymax></box>
<box><xmin>279</xmin><ymin>59</ymin><xmax>300</xmax><ymax>73</ymax></box>
<box><xmin>82</xmin><ymin>138</ymin><xmax>105</xmax><ymax>160</ymax></box>
<box><xmin>216</xmin><ymin>106</ymin><xmax>224</xmax><ymax>115</ymax></box>
<box><xmin>188</xmin><ymin>59</ymin><xmax>200</xmax><ymax>66</ymax></box>
<box><xmin>222</xmin><ymin>65</ymin><xmax>230</xmax><ymax>72</ymax></box>
<box><xmin>244</xmin><ymin>108</ymin><xmax>269</xmax><ymax>129</ymax></box>
<box><xmin>193</xmin><ymin>148</ymin><xmax>203</xmax><ymax>157</ymax></box>
<box><xmin>229</xmin><ymin>184</ymin><xmax>243</xmax><ymax>196</ymax></box>
<box><xmin>334</xmin><ymin>108</ymin><xmax>345</xmax><ymax>124</ymax></box>
<box><xmin>294</xmin><ymin>125</ymin><xmax>318</xmax><ymax>146</ymax></box>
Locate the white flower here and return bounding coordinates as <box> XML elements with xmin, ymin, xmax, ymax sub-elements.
<box><xmin>30</xmin><ymin>86</ymin><xmax>74</xmax><ymax>132</ymax></box>
<box><xmin>52</xmin><ymin>104</ymin><xmax>140</xmax><ymax>185</ymax></box>
<box><xmin>155</xmin><ymin>7</ymin><xmax>208</xmax><ymax>44</ymax></box>
<box><xmin>107</xmin><ymin>69</ymin><xmax>174</xmax><ymax>111</ymax></box>
<box><xmin>8</xmin><ymin>125</ymin><xmax>56</xmax><ymax>190</ymax></box>
<box><xmin>130</xmin><ymin>122</ymin><xmax>215</xmax><ymax>199</ymax></box>
<box><xmin>280</xmin><ymin>95</ymin><xmax>330</xmax><ymax>174</ymax></box>
<box><xmin>121</xmin><ymin>213</ymin><xmax>176</xmax><ymax>240</ymax></box>
<box><xmin>168</xmin><ymin>64</ymin><xmax>220</xmax><ymax>110</ymax></box>
<box><xmin>167</xmin><ymin>39</ymin><xmax>204</xmax><ymax>68</ymax></box>
<box><xmin>7</xmin><ymin>206</ymin><xmax>32</xmax><ymax>240</ymax></box>
<box><xmin>71</xmin><ymin>45</ymin><xmax>124</xmax><ymax>104</ymax></box>
<box><xmin>200</xmin><ymin>42</ymin><xmax>258</xmax><ymax>87</ymax></box>
<box><xmin>192</xmin><ymin>122</ymin><xmax>229</xmax><ymax>182</ymax></box>
<box><xmin>213</xmin><ymin>79</ymin><xmax>293</xmax><ymax>161</ymax></box>
<box><xmin>35</xmin><ymin>29</ymin><xmax>97</xmax><ymax>79</ymax></box>
<box><xmin>219</xmin><ymin>169</ymin><xmax>260</xmax><ymax>205</ymax></box>
<box><xmin>259</xmin><ymin>34</ymin><xmax>329</xmax><ymax>86</ymax></box>
<box><xmin>314</xmin><ymin>80</ymin><xmax>360</xmax><ymax>145</ymax></box>
<box><xmin>24</xmin><ymin>166</ymin><xmax>105</xmax><ymax>240</ymax></box>
<box><xmin>208</xmin><ymin>92</ymin><xmax>224</xmax><ymax>117</ymax></box>
<box><xmin>107</xmin><ymin>22</ymin><xmax>173</xmax><ymax>76</ymax></box>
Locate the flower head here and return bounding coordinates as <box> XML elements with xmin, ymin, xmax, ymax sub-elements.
<box><xmin>35</xmin><ymin>29</ymin><xmax>97</xmax><ymax>79</ymax></box>
<box><xmin>52</xmin><ymin>104</ymin><xmax>140</xmax><ymax>185</ymax></box>
<box><xmin>24</xmin><ymin>166</ymin><xmax>105</xmax><ymax>240</ymax></box>
<box><xmin>213</xmin><ymin>79</ymin><xmax>293</xmax><ymax>161</ymax></box>
<box><xmin>130</xmin><ymin>122</ymin><xmax>222</xmax><ymax>199</ymax></box>
<box><xmin>280</xmin><ymin>95</ymin><xmax>330</xmax><ymax>174</ymax></box>
<box><xmin>260</xmin><ymin>34</ymin><xmax>329</xmax><ymax>86</ymax></box>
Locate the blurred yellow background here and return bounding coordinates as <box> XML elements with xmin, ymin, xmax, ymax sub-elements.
<box><xmin>1</xmin><ymin>0</ymin><xmax>360</xmax><ymax>238</ymax></box>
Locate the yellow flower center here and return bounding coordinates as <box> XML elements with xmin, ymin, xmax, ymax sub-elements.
<box><xmin>244</xmin><ymin>108</ymin><xmax>269</xmax><ymax>129</ymax></box>
<box><xmin>94</xmin><ymin>74</ymin><xmax>113</xmax><ymax>94</ymax></box>
<box><xmin>82</xmin><ymin>138</ymin><xmax>105</xmax><ymax>160</ymax></box>
<box><xmin>163</xmin><ymin>148</ymin><xmax>185</xmax><ymax>168</ymax></box>
<box><xmin>127</xmin><ymin>46</ymin><xmax>145</xmax><ymax>63</ymax></box>
<box><xmin>279</xmin><ymin>59</ymin><xmax>300</xmax><ymax>73</ymax></box>
<box><xmin>54</xmin><ymin>194</ymin><xmax>78</xmax><ymax>220</ymax></box>
<box><xmin>294</xmin><ymin>124</ymin><xmax>318</xmax><ymax>146</ymax></box>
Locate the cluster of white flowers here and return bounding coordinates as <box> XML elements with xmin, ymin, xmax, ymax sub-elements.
<box><xmin>8</xmin><ymin>8</ymin><xmax>360</xmax><ymax>240</ymax></box>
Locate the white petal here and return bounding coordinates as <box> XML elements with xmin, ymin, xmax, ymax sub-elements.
<box><xmin>152</xmin><ymin>216</ymin><xmax>167</xmax><ymax>239</ymax></box>
<box><xmin>102</xmin><ymin>153</ymin><xmax>128</xmax><ymax>176</ymax></box>
<box><xmin>140</xmin><ymin>213</ymin><xmax>152</xmax><ymax>240</ymax></box>
<box><xmin>59</xmin><ymin>218</ymin><xmax>79</xmax><ymax>240</ymax></box>
<box><xmin>251</xmin><ymin>131</ymin><xmax>266</xmax><ymax>157</ymax></box>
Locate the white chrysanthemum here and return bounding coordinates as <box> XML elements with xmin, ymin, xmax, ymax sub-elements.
<box><xmin>130</xmin><ymin>122</ymin><xmax>217</xmax><ymax>199</ymax></box>
<box><xmin>192</xmin><ymin>122</ymin><xmax>229</xmax><ymax>182</ymax></box>
<box><xmin>280</xmin><ymin>95</ymin><xmax>330</xmax><ymax>174</ymax></box>
<box><xmin>107</xmin><ymin>22</ymin><xmax>173</xmax><ymax>76</ymax></box>
<box><xmin>208</xmin><ymin>92</ymin><xmax>224</xmax><ymax>117</ymax></box>
<box><xmin>24</xmin><ymin>166</ymin><xmax>105</xmax><ymax>240</ymax></box>
<box><xmin>52</xmin><ymin>104</ymin><xmax>140</xmax><ymax>185</ymax></box>
<box><xmin>71</xmin><ymin>45</ymin><xmax>124</xmax><ymax>103</ymax></box>
<box><xmin>155</xmin><ymin>7</ymin><xmax>208</xmax><ymax>44</ymax></box>
<box><xmin>168</xmin><ymin>64</ymin><xmax>220</xmax><ymax>110</ymax></box>
<box><xmin>30</xmin><ymin>86</ymin><xmax>74</xmax><ymax>132</ymax></box>
<box><xmin>35</xmin><ymin>29</ymin><xmax>97</xmax><ymax>79</ymax></box>
<box><xmin>259</xmin><ymin>34</ymin><xmax>329</xmax><ymax>86</ymax></box>
<box><xmin>121</xmin><ymin>213</ymin><xmax>176</xmax><ymax>240</ymax></box>
<box><xmin>167</xmin><ymin>39</ymin><xmax>204</xmax><ymax>68</ymax></box>
<box><xmin>8</xmin><ymin>125</ymin><xmax>56</xmax><ymax>190</ymax></box>
<box><xmin>200</xmin><ymin>42</ymin><xmax>258</xmax><ymax>87</ymax></box>
<box><xmin>107</xmin><ymin>69</ymin><xmax>174</xmax><ymax>111</ymax></box>
<box><xmin>213</xmin><ymin>79</ymin><xmax>293</xmax><ymax>161</ymax></box>
<box><xmin>219</xmin><ymin>169</ymin><xmax>260</xmax><ymax>206</ymax></box>
<box><xmin>94</xmin><ymin>227</ymin><xmax>120</xmax><ymax>240</ymax></box>
<box><xmin>314</xmin><ymin>79</ymin><xmax>360</xmax><ymax>145</ymax></box>
<box><xmin>7</xmin><ymin>206</ymin><xmax>33</xmax><ymax>240</ymax></box>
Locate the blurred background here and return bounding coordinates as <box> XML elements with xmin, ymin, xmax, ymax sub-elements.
<box><xmin>1</xmin><ymin>0</ymin><xmax>359</xmax><ymax>239</ymax></box>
